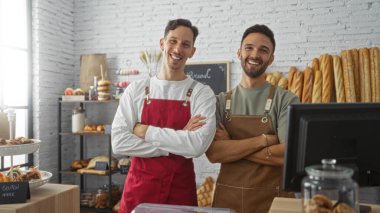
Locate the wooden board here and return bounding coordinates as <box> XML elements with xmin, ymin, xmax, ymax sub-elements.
<box><xmin>77</xmin><ymin>168</ymin><xmax>109</xmax><ymax>175</ymax></box>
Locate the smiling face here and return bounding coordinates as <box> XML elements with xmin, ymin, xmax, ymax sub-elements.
<box><xmin>160</xmin><ymin>26</ymin><xmax>196</xmax><ymax>73</ymax></box>
<box><xmin>238</xmin><ymin>32</ymin><xmax>274</xmax><ymax>78</ymax></box>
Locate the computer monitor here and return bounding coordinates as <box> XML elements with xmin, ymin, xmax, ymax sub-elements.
<box><xmin>283</xmin><ymin>103</ymin><xmax>380</xmax><ymax>192</ymax></box>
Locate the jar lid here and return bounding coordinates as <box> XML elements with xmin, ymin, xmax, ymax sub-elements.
<box><xmin>72</xmin><ymin>107</ymin><xmax>85</xmax><ymax>113</ymax></box>
<box><xmin>305</xmin><ymin>159</ymin><xmax>354</xmax><ymax>178</ymax></box>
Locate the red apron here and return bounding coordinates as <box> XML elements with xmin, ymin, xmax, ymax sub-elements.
<box><xmin>118</xmin><ymin>82</ymin><xmax>198</xmax><ymax>213</ymax></box>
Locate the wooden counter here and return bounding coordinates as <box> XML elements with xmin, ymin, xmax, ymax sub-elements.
<box><xmin>269</xmin><ymin>197</ymin><xmax>380</xmax><ymax>213</ymax></box>
<box><xmin>0</xmin><ymin>183</ymin><xmax>79</xmax><ymax>213</ymax></box>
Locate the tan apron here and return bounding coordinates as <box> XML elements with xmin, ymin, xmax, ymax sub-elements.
<box><xmin>212</xmin><ymin>85</ymin><xmax>294</xmax><ymax>213</ymax></box>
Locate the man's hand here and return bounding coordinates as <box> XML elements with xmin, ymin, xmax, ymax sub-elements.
<box><xmin>214</xmin><ymin>123</ymin><xmax>231</xmax><ymax>140</ymax></box>
<box><xmin>133</xmin><ymin>123</ymin><xmax>149</xmax><ymax>139</ymax></box>
<box><xmin>183</xmin><ymin>114</ymin><xmax>206</xmax><ymax>131</ymax></box>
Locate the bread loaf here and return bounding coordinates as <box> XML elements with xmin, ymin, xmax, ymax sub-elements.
<box><xmin>266</xmin><ymin>73</ymin><xmax>276</xmax><ymax>85</ymax></box>
<box><xmin>312</xmin><ymin>70</ymin><xmax>322</xmax><ymax>103</ymax></box>
<box><xmin>197</xmin><ymin>176</ymin><xmax>215</xmax><ymax>207</ymax></box>
<box><xmin>370</xmin><ymin>47</ymin><xmax>380</xmax><ymax>102</ymax></box>
<box><xmin>293</xmin><ymin>71</ymin><xmax>304</xmax><ymax>99</ymax></box>
<box><xmin>332</xmin><ymin>55</ymin><xmax>346</xmax><ymax>103</ymax></box>
<box><xmin>350</xmin><ymin>49</ymin><xmax>361</xmax><ymax>102</ymax></box>
<box><xmin>277</xmin><ymin>77</ymin><xmax>288</xmax><ymax>89</ymax></box>
<box><xmin>288</xmin><ymin>66</ymin><xmax>297</xmax><ymax>92</ymax></box>
<box><xmin>273</xmin><ymin>71</ymin><xmax>282</xmax><ymax>85</ymax></box>
<box><xmin>359</xmin><ymin>48</ymin><xmax>372</xmax><ymax>102</ymax></box>
<box><xmin>311</xmin><ymin>58</ymin><xmax>319</xmax><ymax>73</ymax></box>
<box><xmin>371</xmin><ymin>47</ymin><xmax>380</xmax><ymax>102</ymax></box>
<box><xmin>301</xmin><ymin>67</ymin><xmax>314</xmax><ymax>103</ymax></box>
<box><xmin>320</xmin><ymin>54</ymin><xmax>334</xmax><ymax>103</ymax></box>
<box><xmin>341</xmin><ymin>50</ymin><xmax>356</xmax><ymax>102</ymax></box>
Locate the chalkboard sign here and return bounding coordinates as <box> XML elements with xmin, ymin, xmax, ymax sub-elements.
<box><xmin>185</xmin><ymin>61</ymin><xmax>230</xmax><ymax>94</ymax></box>
<box><xmin>0</xmin><ymin>182</ymin><xmax>30</xmax><ymax>204</ymax></box>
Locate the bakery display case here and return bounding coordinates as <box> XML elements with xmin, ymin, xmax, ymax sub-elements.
<box><xmin>57</xmin><ymin>98</ymin><xmax>119</xmax><ymax>213</ymax></box>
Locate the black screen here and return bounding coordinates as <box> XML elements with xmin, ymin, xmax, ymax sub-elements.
<box><xmin>283</xmin><ymin>103</ymin><xmax>380</xmax><ymax>192</ymax></box>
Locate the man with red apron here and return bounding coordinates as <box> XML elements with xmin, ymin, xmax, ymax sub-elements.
<box><xmin>112</xmin><ymin>19</ymin><xmax>216</xmax><ymax>213</ymax></box>
<box><xmin>206</xmin><ymin>25</ymin><xmax>299</xmax><ymax>213</ymax></box>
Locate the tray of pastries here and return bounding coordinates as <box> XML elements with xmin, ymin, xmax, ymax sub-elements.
<box><xmin>0</xmin><ymin>166</ymin><xmax>52</xmax><ymax>190</ymax></box>
<box><xmin>0</xmin><ymin>137</ymin><xmax>41</xmax><ymax>156</ymax></box>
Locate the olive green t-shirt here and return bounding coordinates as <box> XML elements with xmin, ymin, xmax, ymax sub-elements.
<box><xmin>216</xmin><ymin>82</ymin><xmax>300</xmax><ymax>143</ymax></box>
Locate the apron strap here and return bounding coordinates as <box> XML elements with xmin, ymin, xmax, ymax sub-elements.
<box><xmin>183</xmin><ymin>81</ymin><xmax>198</xmax><ymax>106</ymax></box>
<box><xmin>262</xmin><ymin>85</ymin><xmax>276</xmax><ymax>123</ymax></box>
<box><xmin>224</xmin><ymin>91</ymin><xmax>232</xmax><ymax>122</ymax></box>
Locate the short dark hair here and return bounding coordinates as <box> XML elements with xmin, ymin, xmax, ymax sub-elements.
<box><xmin>241</xmin><ymin>24</ymin><xmax>276</xmax><ymax>53</ymax></box>
<box><xmin>164</xmin><ymin>18</ymin><xmax>199</xmax><ymax>43</ymax></box>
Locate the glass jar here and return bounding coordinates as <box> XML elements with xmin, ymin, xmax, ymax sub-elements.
<box><xmin>95</xmin><ymin>188</ymin><xmax>109</xmax><ymax>209</ymax></box>
<box><xmin>103</xmin><ymin>183</ymin><xmax>121</xmax><ymax>206</ymax></box>
<box><xmin>302</xmin><ymin>159</ymin><xmax>358</xmax><ymax>213</ymax></box>
<box><xmin>72</xmin><ymin>107</ymin><xmax>85</xmax><ymax>133</ymax></box>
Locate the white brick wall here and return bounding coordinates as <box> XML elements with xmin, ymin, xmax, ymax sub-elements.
<box><xmin>34</xmin><ymin>0</ymin><xmax>380</xmax><ymax>186</ymax></box>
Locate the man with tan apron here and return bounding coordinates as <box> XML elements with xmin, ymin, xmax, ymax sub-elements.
<box><xmin>206</xmin><ymin>24</ymin><xmax>299</xmax><ymax>213</ymax></box>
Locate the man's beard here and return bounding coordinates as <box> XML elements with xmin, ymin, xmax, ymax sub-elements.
<box><xmin>241</xmin><ymin>58</ymin><xmax>270</xmax><ymax>78</ymax></box>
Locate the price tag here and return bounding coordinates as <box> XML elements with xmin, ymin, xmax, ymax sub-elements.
<box><xmin>120</xmin><ymin>165</ymin><xmax>130</xmax><ymax>175</ymax></box>
<box><xmin>0</xmin><ymin>182</ymin><xmax>30</xmax><ymax>204</ymax></box>
<box><xmin>95</xmin><ymin>162</ymin><xmax>109</xmax><ymax>171</ymax></box>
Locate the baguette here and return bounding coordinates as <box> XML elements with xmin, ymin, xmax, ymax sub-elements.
<box><xmin>277</xmin><ymin>77</ymin><xmax>288</xmax><ymax>89</ymax></box>
<box><xmin>293</xmin><ymin>71</ymin><xmax>304</xmax><ymax>99</ymax></box>
<box><xmin>312</xmin><ymin>70</ymin><xmax>322</xmax><ymax>103</ymax></box>
<box><xmin>359</xmin><ymin>48</ymin><xmax>372</xmax><ymax>102</ymax></box>
<box><xmin>332</xmin><ymin>55</ymin><xmax>346</xmax><ymax>103</ymax></box>
<box><xmin>311</xmin><ymin>58</ymin><xmax>319</xmax><ymax>73</ymax></box>
<box><xmin>371</xmin><ymin>47</ymin><xmax>380</xmax><ymax>102</ymax></box>
<box><xmin>288</xmin><ymin>66</ymin><xmax>297</xmax><ymax>92</ymax></box>
<box><xmin>370</xmin><ymin>47</ymin><xmax>380</xmax><ymax>102</ymax></box>
<box><xmin>341</xmin><ymin>50</ymin><xmax>356</xmax><ymax>102</ymax></box>
<box><xmin>351</xmin><ymin>49</ymin><xmax>361</xmax><ymax>102</ymax></box>
<box><xmin>272</xmin><ymin>71</ymin><xmax>282</xmax><ymax>85</ymax></box>
<box><xmin>301</xmin><ymin>67</ymin><xmax>314</xmax><ymax>103</ymax></box>
<box><xmin>266</xmin><ymin>73</ymin><xmax>276</xmax><ymax>85</ymax></box>
<box><xmin>320</xmin><ymin>54</ymin><xmax>334</xmax><ymax>103</ymax></box>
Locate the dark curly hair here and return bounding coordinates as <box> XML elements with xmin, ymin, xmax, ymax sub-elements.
<box><xmin>164</xmin><ymin>18</ymin><xmax>199</xmax><ymax>43</ymax></box>
<box><xmin>241</xmin><ymin>24</ymin><xmax>276</xmax><ymax>52</ymax></box>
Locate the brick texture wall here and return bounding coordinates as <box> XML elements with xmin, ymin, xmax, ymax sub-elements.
<box><xmin>33</xmin><ymin>0</ymin><xmax>380</xmax><ymax>192</ymax></box>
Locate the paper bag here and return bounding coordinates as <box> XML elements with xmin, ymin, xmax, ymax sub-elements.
<box><xmin>0</xmin><ymin>112</ymin><xmax>9</xmax><ymax>139</ymax></box>
<box><xmin>80</xmin><ymin>54</ymin><xmax>108</xmax><ymax>92</ymax></box>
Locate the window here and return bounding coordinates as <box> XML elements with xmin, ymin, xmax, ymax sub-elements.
<box><xmin>0</xmin><ymin>0</ymin><xmax>32</xmax><ymax>170</ymax></box>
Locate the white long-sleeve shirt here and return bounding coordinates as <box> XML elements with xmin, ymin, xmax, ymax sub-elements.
<box><xmin>111</xmin><ymin>76</ymin><xmax>216</xmax><ymax>159</ymax></box>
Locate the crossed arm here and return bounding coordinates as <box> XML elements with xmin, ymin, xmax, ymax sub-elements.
<box><xmin>205</xmin><ymin>123</ymin><xmax>284</xmax><ymax>167</ymax></box>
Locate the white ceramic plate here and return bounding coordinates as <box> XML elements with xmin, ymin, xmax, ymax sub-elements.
<box><xmin>29</xmin><ymin>171</ymin><xmax>53</xmax><ymax>190</ymax></box>
<box><xmin>0</xmin><ymin>139</ymin><xmax>41</xmax><ymax>156</ymax></box>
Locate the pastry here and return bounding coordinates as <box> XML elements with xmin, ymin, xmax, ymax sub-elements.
<box><xmin>97</xmin><ymin>80</ymin><xmax>111</xmax><ymax>86</ymax></box>
<box><xmin>97</xmin><ymin>86</ymin><xmax>110</xmax><ymax>92</ymax></box>
<box><xmin>333</xmin><ymin>202</ymin><xmax>355</xmax><ymax>213</ymax></box>
<box><xmin>64</xmin><ymin>87</ymin><xmax>74</xmax><ymax>96</ymax></box>
<box><xmin>272</xmin><ymin>71</ymin><xmax>282</xmax><ymax>85</ymax></box>
<box><xmin>302</xmin><ymin>67</ymin><xmax>314</xmax><ymax>103</ymax></box>
<box><xmin>74</xmin><ymin>88</ymin><xmax>84</xmax><ymax>95</ymax></box>
<box><xmin>197</xmin><ymin>176</ymin><xmax>215</xmax><ymax>207</ymax></box>
<box><xmin>332</xmin><ymin>55</ymin><xmax>346</xmax><ymax>103</ymax></box>
<box><xmin>71</xmin><ymin>160</ymin><xmax>83</xmax><ymax>170</ymax></box>
<box><xmin>86</xmin><ymin>155</ymin><xmax>118</xmax><ymax>169</ymax></box>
